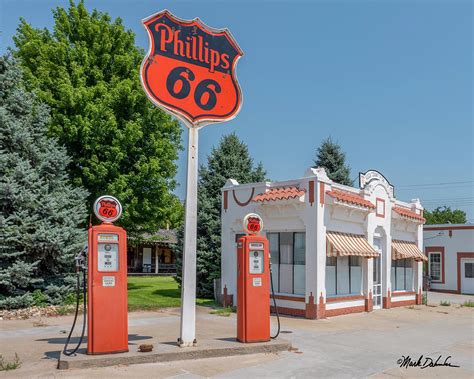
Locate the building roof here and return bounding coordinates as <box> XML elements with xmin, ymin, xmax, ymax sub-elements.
<box><xmin>423</xmin><ymin>223</ymin><xmax>474</xmax><ymax>229</ymax></box>
<box><xmin>392</xmin><ymin>206</ymin><xmax>426</xmax><ymax>223</ymax></box>
<box><xmin>252</xmin><ymin>186</ymin><xmax>305</xmax><ymax>203</ymax></box>
<box><xmin>129</xmin><ymin>229</ymin><xmax>178</xmax><ymax>245</ymax></box>
<box><xmin>326</xmin><ymin>189</ymin><xmax>376</xmax><ymax>209</ymax></box>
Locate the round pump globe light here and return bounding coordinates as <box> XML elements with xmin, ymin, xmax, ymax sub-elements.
<box><xmin>93</xmin><ymin>195</ymin><xmax>123</xmax><ymax>223</ymax></box>
<box><xmin>243</xmin><ymin>213</ymin><xmax>263</xmax><ymax>235</ymax></box>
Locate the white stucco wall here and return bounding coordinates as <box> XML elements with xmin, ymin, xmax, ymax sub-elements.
<box><xmin>424</xmin><ymin>225</ymin><xmax>474</xmax><ymax>292</ymax></box>
<box><xmin>221</xmin><ymin>168</ymin><xmax>424</xmax><ymax>313</ymax></box>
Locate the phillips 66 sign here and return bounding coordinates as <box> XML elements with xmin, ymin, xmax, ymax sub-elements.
<box><xmin>140</xmin><ymin>10</ymin><xmax>244</xmax><ymax>127</ymax></box>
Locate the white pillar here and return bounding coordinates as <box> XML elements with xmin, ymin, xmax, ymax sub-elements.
<box><xmin>363</xmin><ymin>258</ymin><xmax>374</xmax><ymax>310</ymax></box>
<box><xmin>179</xmin><ymin>127</ymin><xmax>198</xmax><ymax>347</ymax></box>
<box><xmin>155</xmin><ymin>249</ymin><xmax>159</xmax><ymax>274</ymax></box>
<box><xmin>415</xmin><ymin>222</ymin><xmax>424</xmax><ymax>301</ymax></box>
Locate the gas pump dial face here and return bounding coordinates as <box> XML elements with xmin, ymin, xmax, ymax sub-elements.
<box><xmin>249</xmin><ymin>250</ymin><xmax>264</xmax><ymax>274</ymax></box>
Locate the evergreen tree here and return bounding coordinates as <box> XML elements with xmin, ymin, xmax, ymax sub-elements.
<box><xmin>0</xmin><ymin>54</ymin><xmax>88</xmax><ymax>309</ymax></box>
<box><xmin>13</xmin><ymin>1</ymin><xmax>182</xmax><ymax>233</ymax></box>
<box><xmin>313</xmin><ymin>137</ymin><xmax>353</xmax><ymax>185</ymax></box>
<box><xmin>175</xmin><ymin>133</ymin><xmax>266</xmax><ymax>297</ymax></box>
<box><xmin>424</xmin><ymin>206</ymin><xmax>467</xmax><ymax>225</ymax></box>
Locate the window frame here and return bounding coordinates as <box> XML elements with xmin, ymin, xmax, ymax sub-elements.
<box><xmin>267</xmin><ymin>231</ymin><xmax>305</xmax><ymax>295</ymax></box>
<box><xmin>426</xmin><ymin>247</ymin><xmax>445</xmax><ymax>284</ymax></box>
<box><xmin>428</xmin><ymin>251</ymin><xmax>443</xmax><ymax>283</ymax></box>
<box><xmin>464</xmin><ymin>262</ymin><xmax>474</xmax><ymax>278</ymax></box>
<box><xmin>326</xmin><ymin>256</ymin><xmax>362</xmax><ymax>296</ymax></box>
<box><xmin>392</xmin><ymin>258</ymin><xmax>413</xmax><ymax>291</ymax></box>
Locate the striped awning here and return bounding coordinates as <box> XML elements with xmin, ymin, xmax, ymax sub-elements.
<box><xmin>392</xmin><ymin>240</ymin><xmax>427</xmax><ymax>262</ymax></box>
<box><xmin>327</xmin><ymin>231</ymin><xmax>379</xmax><ymax>258</ymax></box>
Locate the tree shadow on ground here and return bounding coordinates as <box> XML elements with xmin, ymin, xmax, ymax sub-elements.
<box><xmin>127</xmin><ymin>283</ymin><xmax>149</xmax><ymax>290</ymax></box>
<box><xmin>151</xmin><ymin>288</ymin><xmax>181</xmax><ymax>298</ymax></box>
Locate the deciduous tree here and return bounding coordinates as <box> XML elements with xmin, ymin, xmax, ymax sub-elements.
<box><xmin>13</xmin><ymin>0</ymin><xmax>182</xmax><ymax>233</ymax></box>
<box><xmin>424</xmin><ymin>206</ymin><xmax>467</xmax><ymax>225</ymax></box>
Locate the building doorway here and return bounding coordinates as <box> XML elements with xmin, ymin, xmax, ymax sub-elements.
<box><xmin>460</xmin><ymin>258</ymin><xmax>474</xmax><ymax>294</ymax></box>
<box><xmin>373</xmin><ymin>238</ymin><xmax>383</xmax><ymax>309</ymax></box>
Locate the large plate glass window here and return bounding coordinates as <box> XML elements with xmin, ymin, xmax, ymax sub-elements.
<box><xmin>391</xmin><ymin>259</ymin><xmax>413</xmax><ymax>291</ymax></box>
<box><xmin>326</xmin><ymin>256</ymin><xmax>362</xmax><ymax>296</ymax></box>
<box><xmin>267</xmin><ymin>232</ymin><xmax>305</xmax><ymax>295</ymax></box>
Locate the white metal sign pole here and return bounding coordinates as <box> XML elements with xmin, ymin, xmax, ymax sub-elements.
<box><xmin>179</xmin><ymin>126</ymin><xmax>198</xmax><ymax>347</ymax></box>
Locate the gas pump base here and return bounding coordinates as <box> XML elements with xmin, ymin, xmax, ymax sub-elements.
<box><xmin>58</xmin><ymin>338</ymin><xmax>291</xmax><ymax>370</ymax></box>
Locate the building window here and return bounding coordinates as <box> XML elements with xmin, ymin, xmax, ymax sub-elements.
<box><xmin>391</xmin><ymin>259</ymin><xmax>413</xmax><ymax>291</ymax></box>
<box><xmin>428</xmin><ymin>252</ymin><xmax>442</xmax><ymax>281</ymax></box>
<box><xmin>267</xmin><ymin>232</ymin><xmax>305</xmax><ymax>295</ymax></box>
<box><xmin>325</xmin><ymin>256</ymin><xmax>362</xmax><ymax>296</ymax></box>
<box><xmin>465</xmin><ymin>263</ymin><xmax>474</xmax><ymax>278</ymax></box>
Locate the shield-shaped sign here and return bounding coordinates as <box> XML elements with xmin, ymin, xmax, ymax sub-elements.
<box><xmin>140</xmin><ymin>10</ymin><xmax>243</xmax><ymax>127</ymax></box>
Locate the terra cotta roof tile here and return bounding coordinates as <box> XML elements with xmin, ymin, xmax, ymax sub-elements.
<box><xmin>326</xmin><ymin>189</ymin><xmax>376</xmax><ymax>209</ymax></box>
<box><xmin>393</xmin><ymin>206</ymin><xmax>426</xmax><ymax>223</ymax></box>
<box><xmin>252</xmin><ymin>186</ymin><xmax>305</xmax><ymax>203</ymax></box>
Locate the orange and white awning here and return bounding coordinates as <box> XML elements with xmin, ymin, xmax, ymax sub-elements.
<box><xmin>327</xmin><ymin>231</ymin><xmax>379</xmax><ymax>258</ymax></box>
<box><xmin>392</xmin><ymin>240</ymin><xmax>427</xmax><ymax>261</ymax></box>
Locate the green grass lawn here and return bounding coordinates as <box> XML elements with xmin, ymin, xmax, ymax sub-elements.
<box><xmin>127</xmin><ymin>276</ymin><xmax>215</xmax><ymax>311</ymax></box>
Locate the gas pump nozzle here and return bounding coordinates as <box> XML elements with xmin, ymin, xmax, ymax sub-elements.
<box><xmin>75</xmin><ymin>245</ymin><xmax>88</xmax><ymax>272</ymax></box>
<box><xmin>62</xmin><ymin>245</ymin><xmax>88</xmax><ymax>357</ymax></box>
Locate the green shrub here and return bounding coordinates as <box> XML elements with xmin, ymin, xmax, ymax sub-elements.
<box><xmin>422</xmin><ymin>293</ymin><xmax>427</xmax><ymax>305</ymax></box>
<box><xmin>210</xmin><ymin>307</ymin><xmax>234</xmax><ymax>317</ymax></box>
<box><xmin>462</xmin><ymin>300</ymin><xmax>474</xmax><ymax>307</ymax></box>
<box><xmin>0</xmin><ymin>293</ymin><xmax>34</xmax><ymax>310</ymax></box>
<box><xmin>32</xmin><ymin>290</ymin><xmax>48</xmax><ymax>307</ymax></box>
<box><xmin>0</xmin><ymin>353</ymin><xmax>21</xmax><ymax>371</ymax></box>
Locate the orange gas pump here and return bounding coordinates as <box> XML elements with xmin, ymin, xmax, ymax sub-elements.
<box><xmin>87</xmin><ymin>196</ymin><xmax>128</xmax><ymax>354</ymax></box>
<box><xmin>237</xmin><ymin>213</ymin><xmax>271</xmax><ymax>343</ymax></box>
<box><xmin>62</xmin><ymin>195</ymin><xmax>128</xmax><ymax>357</ymax></box>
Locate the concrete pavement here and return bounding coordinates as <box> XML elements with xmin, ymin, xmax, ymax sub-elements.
<box><xmin>425</xmin><ymin>290</ymin><xmax>474</xmax><ymax>305</ymax></box>
<box><xmin>0</xmin><ymin>304</ymin><xmax>472</xmax><ymax>378</ymax></box>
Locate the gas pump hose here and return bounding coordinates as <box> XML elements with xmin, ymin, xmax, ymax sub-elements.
<box><xmin>62</xmin><ymin>268</ymin><xmax>87</xmax><ymax>356</ymax></box>
<box><xmin>269</xmin><ymin>266</ymin><xmax>280</xmax><ymax>339</ymax></box>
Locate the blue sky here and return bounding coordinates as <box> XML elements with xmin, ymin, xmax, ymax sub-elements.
<box><xmin>1</xmin><ymin>0</ymin><xmax>473</xmax><ymax>221</ymax></box>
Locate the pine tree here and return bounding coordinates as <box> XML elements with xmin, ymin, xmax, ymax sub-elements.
<box><xmin>313</xmin><ymin>137</ymin><xmax>353</xmax><ymax>185</ymax></box>
<box><xmin>175</xmin><ymin>133</ymin><xmax>266</xmax><ymax>297</ymax></box>
<box><xmin>0</xmin><ymin>54</ymin><xmax>88</xmax><ymax>309</ymax></box>
<box><xmin>13</xmin><ymin>1</ymin><xmax>183</xmax><ymax>233</ymax></box>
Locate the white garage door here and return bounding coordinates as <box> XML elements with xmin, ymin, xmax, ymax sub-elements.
<box><xmin>460</xmin><ymin>258</ymin><xmax>474</xmax><ymax>294</ymax></box>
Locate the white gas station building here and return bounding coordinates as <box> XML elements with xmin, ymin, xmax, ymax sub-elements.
<box><xmin>220</xmin><ymin>168</ymin><xmax>427</xmax><ymax>318</ymax></box>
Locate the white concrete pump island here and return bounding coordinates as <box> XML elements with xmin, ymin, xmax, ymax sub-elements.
<box><xmin>221</xmin><ymin>168</ymin><xmax>427</xmax><ymax>318</ymax></box>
